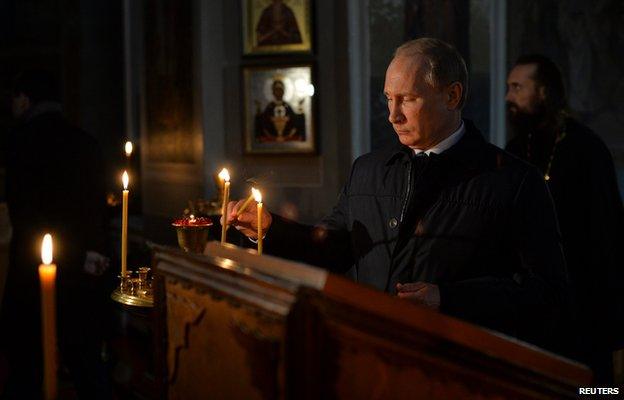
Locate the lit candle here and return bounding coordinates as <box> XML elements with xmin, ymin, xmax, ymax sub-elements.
<box><xmin>219</xmin><ymin>168</ymin><xmax>230</xmax><ymax>244</ymax></box>
<box><xmin>39</xmin><ymin>234</ymin><xmax>57</xmax><ymax>400</ymax></box>
<box><xmin>253</xmin><ymin>189</ymin><xmax>263</xmax><ymax>255</ymax></box>
<box><xmin>121</xmin><ymin>171</ymin><xmax>129</xmax><ymax>277</ymax></box>
<box><xmin>124</xmin><ymin>141</ymin><xmax>133</xmax><ymax>158</ymax></box>
<box><xmin>235</xmin><ymin>187</ymin><xmax>257</xmax><ymax>217</ymax></box>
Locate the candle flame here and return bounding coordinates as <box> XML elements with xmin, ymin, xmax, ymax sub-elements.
<box><xmin>124</xmin><ymin>141</ymin><xmax>133</xmax><ymax>157</ymax></box>
<box><xmin>253</xmin><ymin>188</ymin><xmax>262</xmax><ymax>203</ymax></box>
<box><xmin>218</xmin><ymin>168</ymin><xmax>230</xmax><ymax>182</ymax></box>
<box><xmin>41</xmin><ymin>234</ymin><xmax>53</xmax><ymax>265</ymax></box>
<box><xmin>122</xmin><ymin>171</ymin><xmax>129</xmax><ymax>190</ymax></box>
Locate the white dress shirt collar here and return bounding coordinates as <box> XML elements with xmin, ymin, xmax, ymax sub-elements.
<box><xmin>412</xmin><ymin>120</ymin><xmax>465</xmax><ymax>156</ymax></box>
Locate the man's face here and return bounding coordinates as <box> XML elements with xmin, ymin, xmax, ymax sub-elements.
<box><xmin>505</xmin><ymin>64</ymin><xmax>545</xmax><ymax>126</ymax></box>
<box><xmin>384</xmin><ymin>55</ymin><xmax>456</xmax><ymax>149</ymax></box>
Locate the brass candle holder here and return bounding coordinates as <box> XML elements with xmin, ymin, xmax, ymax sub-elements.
<box><xmin>111</xmin><ymin>267</ymin><xmax>154</xmax><ymax>307</ymax></box>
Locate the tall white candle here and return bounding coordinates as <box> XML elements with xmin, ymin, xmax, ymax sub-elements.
<box><xmin>39</xmin><ymin>233</ymin><xmax>57</xmax><ymax>400</ymax></box>
<box><xmin>253</xmin><ymin>189</ymin><xmax>263</xmax><ymax>255</ymax></box>
<box><xmin>219</xmin><ymin>168</ymin><xmax>230</xmax><ymax>244</ymax></box>
<box><xmin>121</xmin><ymin>171</ymin><xmax>129</xmax><ymax>277</ymax></box>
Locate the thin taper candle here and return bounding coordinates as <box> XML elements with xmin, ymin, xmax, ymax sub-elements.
<box><xmin>121</xmin><ymin>171</ymin><xmax>129</xmax><ymax>276</ymax></box>
<box><xmin>39</xmin><ymin>234</ymin><xmax>57</xmax><ymax>400</ymax></box>
<box><xmin>235</xmin><ymin>188</ymin><xmax>257</xmax><ymax>217</ymax></box>
<box><xmin>254</xmin><ymin>189</ymin><xmax>263</xmax><ymax>255</ymax></box>
<box><xmin>219</xmin><ymin>168</ymin><xmax>230</xmax><ymax>244</ymax></box>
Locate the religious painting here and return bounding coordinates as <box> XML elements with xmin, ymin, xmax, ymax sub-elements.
<box><xmin>243</xmin><ymin>64</ymin><xmax>315</xmax><ymax>154</ymax></box>
<box><xmin>242</xmin><ymin>0</ymin><xmax>313</xmax><ymax>55</ymax></box>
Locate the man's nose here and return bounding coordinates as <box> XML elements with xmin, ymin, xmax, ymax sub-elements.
<box><xmin>388</xmin><ymin>103</ymin><xmax>404</xmax><ymax>124</ymax></box>
<box><xmin>504</xmin><ymin>90</ymin><xmax>513</xmax><ymax>102</ymax></box>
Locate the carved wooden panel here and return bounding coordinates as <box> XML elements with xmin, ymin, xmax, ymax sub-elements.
<box><xmin>153</xmin><ymin>244</ymin><xmax>590</xmax><ymax>400</ymax></box>
<box><xmin>153</xmin><ymin>244</ymin><xmax>325</xmax><ymax>399</ymax></box>
<box><xmin>165</xmin><ymin>278</ymin><xmax>285</xmax><ymax>400</ymax></box>
<box><xmin>287</xmin><ymin>281</ymin><xmax>592</xmax><ymax>400</ymax></box>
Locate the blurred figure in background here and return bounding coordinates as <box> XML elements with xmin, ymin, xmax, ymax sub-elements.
<box><xmin>506</xmin><ymin>55</ymin><xmax>624</xmax><ymax>383</ymax></box>
<box><xmin>0</xmin><ymin>70</ymin><xmax>110</xmax><ymax>398</ymax></box>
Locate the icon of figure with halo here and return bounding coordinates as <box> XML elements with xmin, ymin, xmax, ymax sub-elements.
<box><xmin>254</xmin><ymin>77</ymin><xmax>306</xmax><ymax>142</ymax></box>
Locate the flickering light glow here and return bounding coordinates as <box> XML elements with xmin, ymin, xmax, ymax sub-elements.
<box><xmin>41</xmin><ymin>234</ymin><xmax>53</xmax><ymax>265</ymax></box>
<box><xmin>253</xmin><ymin>188</ymin><xmax>262</xmax><ymax>203</ymax></box>
<box><xmin>218</xmin><ymin>168</ymin><xmax>230</xmax><ymax>182</ymax></box>
<box><xmin>122</xmin><ymin>171</ymin><xmax>129</xmax><ymax>190</ymax></box>
<box><xmin>124</xmin><ymin>141</ymin><xmax>133</xmax><ymax>157</ymax></box>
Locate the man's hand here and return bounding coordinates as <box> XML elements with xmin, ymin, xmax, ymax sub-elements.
<box><xmin>396</xmin><ymin>282</ymin><xmax>440</xmax><ymax>310</ymax></box>
<box><xmin>221</xmin><ymin>199</ymin><xmax>273</xmax><ymax>239</ymax></box>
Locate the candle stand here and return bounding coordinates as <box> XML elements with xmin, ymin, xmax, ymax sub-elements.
<box><xmin>111</xmin><ymin>267</ymin><xmax>154</xmax><ymax>307</ymax></box>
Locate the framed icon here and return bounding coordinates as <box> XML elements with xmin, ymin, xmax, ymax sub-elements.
<box><xmin>243</xmin><ymin>64</ymin><xmax>316</xmax><ymax>154</ymax></box>
<box><xmin>242</xmin><ymin>0</ymin><xmax>313</xmax><ymax>55</ymax></box>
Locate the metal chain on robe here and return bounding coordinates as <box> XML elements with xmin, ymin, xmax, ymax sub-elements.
<box><xmin>526</xmin><ymin>126</ymin><xmax>568</xmax><ymax>182</ymax></box>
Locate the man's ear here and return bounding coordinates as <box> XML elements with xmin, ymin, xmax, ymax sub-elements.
<box><xmin>446</xmin><ymin>82</ymin><xmax>463</xmax><ymax>110</ymax></box>
<box><xmin>538</xmin><ymin>85</ymin><xmax>546</xmax><ymax>101</ymax></box>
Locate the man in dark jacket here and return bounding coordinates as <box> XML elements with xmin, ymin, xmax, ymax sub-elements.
<box><xmin>505</xmin><ymin>55</ymin><xmax>624</xmax><ymax>383</ymax></box>
<box><xmin>227</xmin><ymin>38</ymin><xmax>570</xmax><ymax>353</ymax></box>
<box><xmin>1</xmin><ymin>71</ymin><xmax>110</xmax><ymax>398</ymax></box>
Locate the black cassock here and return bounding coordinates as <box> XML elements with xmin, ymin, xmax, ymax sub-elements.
<box><xmin>507</xmin><ymin>117</ymin><xmax>624</xmax><ymax>383</ymax></box>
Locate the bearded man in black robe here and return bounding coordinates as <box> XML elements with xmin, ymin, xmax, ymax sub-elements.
<box><xmin>505</xmin><ymin>54</ymin><xmax>624</xmax><ymax>384</ymax></box>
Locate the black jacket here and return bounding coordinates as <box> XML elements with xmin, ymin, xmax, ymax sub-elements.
<box><xmin>266</xmin><ymin>120</ymin><xmax>570</xmax><ymax>348</ymax></box>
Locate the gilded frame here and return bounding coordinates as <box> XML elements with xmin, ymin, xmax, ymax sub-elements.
<box><xmin>242</xmin><ymin>63</ymin><xmax>316</xmax><ymax>154</ymax></box>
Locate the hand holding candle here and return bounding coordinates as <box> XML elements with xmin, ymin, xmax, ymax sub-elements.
<box><xmin>235</xmin><ymin>187</ymin><xmax>257</xmax><ymax>218</ymax></box>
<box><xmin>39</xmin><ymin>234</ymin><xmax>58</xmax><ymax>400</ymax></box>
<box><xmin>219</xmin><ymin>168</ymin><xmax>230</xmax><ymax>244</ymax></box>
<box><xmin>224</xmin><ymin>190</ymin><xmax>272</xmax><ymax>242</ymax></box>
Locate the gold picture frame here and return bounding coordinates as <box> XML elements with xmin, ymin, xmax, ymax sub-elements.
<box><xmin>243</xmin><ymin>0</ymin><xmax>313</xmax><ymax>55</ymax></box>
<box><xmin>243</xmin><ymin>64</ymin><xmax>316</xmax><ymax>154</ymax></box>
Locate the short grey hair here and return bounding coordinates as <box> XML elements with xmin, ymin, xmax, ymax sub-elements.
<box><xmin>394</xmin><ymin>38</ymin><xmax>469</xmax><ymax>109</ymax></box>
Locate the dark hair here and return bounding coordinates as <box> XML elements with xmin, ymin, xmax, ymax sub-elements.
<box><xmin>394</xmin><ymin>37</ymin><xmax>469</xmax><ymax>109</ymax></box>
<box><xmin>11</xmin><ymin>70</ymin><xmax>60</xmax><ymax>104</ymax></box>
<box><xmin>514</xmin><ymin>54</ymin><xmax>567</xmax><ymax>113</ymax></box>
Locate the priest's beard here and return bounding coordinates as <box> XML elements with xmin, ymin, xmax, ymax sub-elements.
<box><xmin>506</xmin><ymin>101</ymin><xmax>549</xmax><ymax>137</ymax></box>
